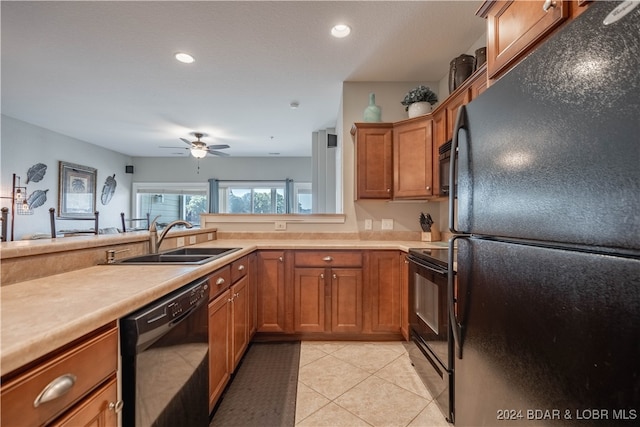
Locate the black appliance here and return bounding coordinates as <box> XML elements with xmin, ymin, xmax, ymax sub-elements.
<box><xmin>449</xmin><ymin>2</ymin><xmax>640</xmax><ymax>425</ymax></box>
<box><xmin>438</xmin><ymin>140</ymin><xmax>456</xmax><ymax>197</ymax></box>
<box><xmin>120</xmin><ymin>277</ymin><xmax>209</xmax><ymax>427</ymax></box>
<box><xmin>407</xmin><ymin>248</ymin><xmax>454</xmax><ymax>422</ymax></box>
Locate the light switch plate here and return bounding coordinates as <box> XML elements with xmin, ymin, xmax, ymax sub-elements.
<box><xmin>176</xmin><ymin>237</ymin><xmax>185</xmax><ymax>247</ymax></box>
<box><xmin>381</xmin><ymin>218</ymin><xmax>394</xmax><ymax>230</ymax></box>
<box><xmin>207</xmin><ymin>233</ymin><xmax>213</xmax><ymax>241</ymax></box>
<box><xmin>189</xmin><ymin>236</ymin><xmax>196</xmax><ymax>244</ymax></box>
<box><xmin>275</xmin><ymin>221</ymin><xmax>287</xmax><ymax>230</ymax></box>
<box><xmin>364</xmin><ymin>219</ymin><xmax>373</xmax><ymax>230</ymax></box>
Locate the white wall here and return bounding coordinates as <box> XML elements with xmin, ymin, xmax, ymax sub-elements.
<box><xmin>1</xmin><ymin>115</ymin><xmax>133</xmax><ymax>239</ymax></box>
<box><xmin>131</xmin><ymin>156</ymin><xmax>311</xmax><ymax>182</ymax></box>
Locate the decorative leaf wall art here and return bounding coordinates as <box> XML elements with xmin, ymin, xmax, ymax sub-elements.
<box><xmin>26</xmin><ymin>163</ymin><xmax>47</xmax><ymax>184</ymax></box>
<box><xmin>101</xmin><ymin>174</ymin><xmax>117</xmax><ymax>205</ymax></box>
<box><xmin>27</xmin><ymin>189</ymin><xmax>49</xmax><ymax>210</ymax></box>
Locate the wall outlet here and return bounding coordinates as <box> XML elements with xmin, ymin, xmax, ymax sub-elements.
<box><xmin>207</xmin><ymin>233</ymin><xmax>213</xmax><ymax>241</ymax></box>
<box><xmin>364</xmin><ymin>219</ymin><xmax>373</xmax><ymax>230</ymax></box>
<box><xmin>275</xmin><ymin>221</ymin><xmax>287</xmax><ymax>230</ymax></box>
<box><xmin>176</xmin><ymin>237</ymin><xmax>185</xmax><ymax>247</ymax></box>
<box><xmin>189</xmin><ymin>236</ymin><xmax>196</xmax><ymax>244</ymax></box>
<box><xmin>381</xmin><ymin>218</ymin><xmax>394</xmax><ymax>230</ymax></box>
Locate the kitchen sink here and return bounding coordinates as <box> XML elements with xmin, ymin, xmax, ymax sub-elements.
<box><xmin>111</xmin><ymin>247</ymin><xmax>241</xmax><ymax>265</ymax></box>
<box><xmin>163</xmin><ymin>247</ymin><xmax>240</xmax><ymax>257</ymax></box>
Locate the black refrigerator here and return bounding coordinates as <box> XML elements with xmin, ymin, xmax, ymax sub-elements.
<box><xmin>449</xmin><ymin>2</ymin><xmax>640</xmax><ymax>425</ymax></box>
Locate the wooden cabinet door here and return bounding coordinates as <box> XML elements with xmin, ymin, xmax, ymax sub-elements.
<box><xmin>353</xmin><ymin>124</ymin><xmax>393</xmax><ymax>199</ymax></box>
<box><xmin>446</xmin><ymin>89</ymin><xmax>471</xmax><ymax>141</ymax></box>
<box><xmin>393</xmin><ymin>118</ymin><xmax>434</xmax><ymax>199</ymax></box>
<box><xmin>230</xmin><ymin>276</ymin><xmax>249</xmax><ymax>371</ymax></box>
<box><xmin>482</xmin><ymin>0</ymin><xmax>568</xmax><ymax>79</ymax></box>
<box><xmin>293</xmin><ymin>267</ymin><xmax>327</xmax><ymax>332</ymax></box>
<box><xmin>470</xmin><ymin>65</ymin><xmax>488</xmax><ymax>99</ymax></box>
<box><xmin>331</xmin><ymin>268</ymin><xmax>363</xmax><ymax>333</ymax></box>
<box><xmin>51</xmin><ymin>377</ymin><xmax>118</xmax><ymax>427</ymax></box>
<box><xmin>256</xmin><ymin>250</ymin><xmax>287</xmax><ymax>333</ymax></box>
<box><xmin>208</xmin><ymin>290</ymin><xmax>231</xmax><ymax>412</ymax></box>
<box><xmin>248</xmin><ymin>252</ymin><xmax>258</xmax><ymax>337</ymax></box>
<box><xmin>368</xmin><ymin>251</ymin><xmax>403</xmax><ymax>333</ymax></box>
<box><xmin>400</xmin><ymin>254</ymin><xmax>410</xmax><ymax>340</ymax></box>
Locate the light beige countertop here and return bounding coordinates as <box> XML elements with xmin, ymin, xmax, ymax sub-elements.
<box><xmin>0</xmin><ymin>239</ymin><xmax>445</xmax><ymax>376</ymax></box>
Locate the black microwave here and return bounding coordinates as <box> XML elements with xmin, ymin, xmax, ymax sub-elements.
<box><xmin>439</xmin><ymin>140</ymin><xmax>457</xmax><ymax>197</ymax></box>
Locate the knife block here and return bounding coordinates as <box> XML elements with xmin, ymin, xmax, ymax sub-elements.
<box><xmin>421</xmin><ymin>227</ymin><xmax>441</xmax><ymax>242</ymax></box>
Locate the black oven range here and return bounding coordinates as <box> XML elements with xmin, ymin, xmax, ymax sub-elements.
<box><xmin>406</xmin><ymin>247</ymin><xmax>454</xmax><ymax>423</ymax></box>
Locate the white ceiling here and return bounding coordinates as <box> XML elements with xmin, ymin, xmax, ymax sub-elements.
<box><xmin>1</xmin><ymin>1</ymin><xmax>486</xmax><ymax>158</ymax></box>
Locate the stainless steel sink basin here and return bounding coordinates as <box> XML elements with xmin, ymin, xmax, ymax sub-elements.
<box><xmin>111</xmin><ymin>247</ymin><xmax>241</xmax><ymax>265</ymax></box>
<box><xmin>114</xmin><ymin>254</ymin><xmax>217</xmax><ymax>265</ymax></box>
<box><xmin>163</xmin><ymin>247</ymin><xmax>240</xmax><ymax>257</ymax></box>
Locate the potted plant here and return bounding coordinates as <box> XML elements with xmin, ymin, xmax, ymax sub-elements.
<box><xmin>401</xmin><ymin>85</ymin><xmax>438</xmax><ymax>118</ymax></box>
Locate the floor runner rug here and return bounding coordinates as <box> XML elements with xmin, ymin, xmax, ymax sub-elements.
<box><xmin>210</xmin><ymin>342</ymin><xmax>300</xmax><ymax>427</ymax></box>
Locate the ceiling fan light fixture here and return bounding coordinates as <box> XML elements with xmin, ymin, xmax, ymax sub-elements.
<box><xmin>191</xmin><ymin>147</ymin><xmax>207</xmax><ymax>158</ymax></box>
<box><xmin>175</xmin><ymin>52</ymin><xmax>195</xmax><ymax>64</ymax></box>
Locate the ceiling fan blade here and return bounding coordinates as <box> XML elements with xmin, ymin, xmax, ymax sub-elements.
<box><xmin>159</xmin><ymin>146</ymin><xmax>188</xmax><ymax>149</ymax></box>
<box><xmin>207</xmin><ymin>144</ymin><xmax>230</xmax><ymax>150</ymax></box>
<box><xmin>179</xmin><ymin>138</ymin><xmax>193</xmax><ymax>146</ymax></box>
<box><xmin>208</xmin><ymin>150</ymin><xmax>230</xmax><ymax>157</ymax></box>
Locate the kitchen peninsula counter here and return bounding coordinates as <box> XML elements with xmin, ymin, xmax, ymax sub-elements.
<box><xmin>1</xmin><ymin>238</ymin><xmax>446</xmax><ymax>376</ymax></box>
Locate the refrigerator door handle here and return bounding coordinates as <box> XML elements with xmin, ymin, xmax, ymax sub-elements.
<box><xmin>448</xmin><ymin>104</ymin><xmax>467</xmax><ymax>234</ymax></box>
<box><xmin>449</xmin><ymin>235</ymin><xmax>466</xmax><ymax>359</ymax></box>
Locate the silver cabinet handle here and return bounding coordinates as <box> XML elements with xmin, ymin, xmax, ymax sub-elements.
<box><xmin>216</xmin><ymin>277</ymin><xmax>225</xmax><ymax>285</ymax></box>
<box><xmin>234</xmin><ymin>292</ymin><xmax>240</xmax><ymax>298</ymax></box>
<box><xmin>322</xmin><ymin>256</ymin><xmax>333</xmax><ymax>262</ymax></box>
<box><xmin>237</xmin><ymin>264</ymin><xmax>245</xmax><ymax>271</ymax></box>
<box><xmin>33</xmin><ymin>374</ymin><xmax>77</xmax><ymax>407</ymax></box>
<box><xmin>332</xmin><ymin>273</ymin><xmax>337</xmax><ymax>279</ymax></box>
<box><xmin>543</xmin><ymin>0</ymin><xmax>556</xmax><ymax>12</ymax></box>
<box><xmin>426</xmin><ymin>186</ymin><xmax>430</xmax><ymax>190</ymax></box>
<box><xmin>109</xmin><ymin>400</ymin><xmax>124</xmax><ymax>413</ymax></box>
<box><xmin>278</xmin><ymin>256</ymin><xmax>283</xmax><ymax>262</ymax></box>
<box><xmin>320</xmin><ymin>273</ymin><xmax>324</xmax><ymax>279</ymax></box>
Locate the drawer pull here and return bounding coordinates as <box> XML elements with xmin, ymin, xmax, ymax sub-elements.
<box><xmin>109</xmin><ymin>400</ymin><xmax>124</xmax><ymax>413</ymax></box>
<box><xmin>322</xmin><ymin>256</ymin><xmax>333</xmax><ymax>262</ymax></box>
<box><xmin>278</xmin><ymin>256</ymin><xmax>283</xmax><ymax>262</ymax></box>
<box><xmin>33</xmin><ymin>374</ymin><xmax>77</xmax><ymax>407</ymax></box>
<box><xmin>237</xmin><ymin>264</ymin><xmax>245</xmax><ymax>271</ymax></box>
<box><xmin>332</xmin><ymin>274</ymin><xmax>337</xmax><ymax>279</ymax></box>
<box><xmin>216</xmin><ymin>277</ymin><xmax>225</xmax><ymax>285</ymax></box>
<box><xmin>320</xmin><ymin>273</ymin><xmax>324</xmax><ymax>279</ymax></box>
<box><xmin>543</xmin><ymin>0</ymin><xmax>556</xmax><ymax>12</ymax></box>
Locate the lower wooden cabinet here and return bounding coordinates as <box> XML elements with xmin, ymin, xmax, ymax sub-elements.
<box><xmin>230</xmin><ymin>275</ymin><xmax>249</xmax><ymax>370</ymax></box>
<box><xmin>0</xmin><ymin>323</ymin><xmax>119</xmax><ymax>427</ymax></box>
<box><xmin>366</xmin><ymin>251</ymin><xmax>403</xmax><ymax>333</ymax></box>
<box><xmin>293</xmin><ymin>266</ymin><xmax>363</xmax><ymax>333</ymax></box>
<box><xmin>256</xmin><ymin>250</ymin><xmax>288</xmax><ymax>333</ymax></box>
<box><xmin>208</xmin><ymin>290</ymin><xmax>231</xmax><ymax>412</ymax></box>
<box><xmin>50</xmin><ymin>376</ymin><xmax>118</xmax><ymax>427</ymax></box>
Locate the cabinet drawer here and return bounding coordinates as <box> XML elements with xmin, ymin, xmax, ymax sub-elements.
<box><xmin>209</xmin><ymin>266</ymin><xmax>231</xmax><ymax>300</ymax></box>
<box><xmin>0</xmin><ymin>325</ymin><xmax>117</xmax><ymax>427</ymax></box>
<box><xmin>231</xmin><ymin>256</ymin><xmax>248</xmax><ymax>283</ymax></box>
<box><xmin>295</xmin><ymin>251</ymin><xmax>363</xmax><ymax>267</ymax></box>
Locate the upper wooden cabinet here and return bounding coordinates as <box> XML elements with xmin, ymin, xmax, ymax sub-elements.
<box><xmin>478</xmin><ymin>0</ymin><xmax>570</xmax><ymax>80</ymax></box>
<box><xmin>393</xmin><ymin>117</ymin><xmax>434</xmax><ymax>199</ymax></box>
<box><xmin>351</xmin><ymin>123</ymin><xmax>393</xmax><ymax>199</ymax></box>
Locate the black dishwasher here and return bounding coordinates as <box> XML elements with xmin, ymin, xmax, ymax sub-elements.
<box><xmin>120</xmin><ymin>277</ymin><xmax>209</xmax><ymax>427</ymax></box>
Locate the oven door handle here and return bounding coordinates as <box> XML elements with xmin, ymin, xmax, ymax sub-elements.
<box><xmin>449</xmin><ymin>235</ymin><xmax>466</xmax><ymax>359</ymax></box>
<box><xmin>408</xmin><ymin>257</ymin><xmax>447</xmax><ymax>276</ymax></box>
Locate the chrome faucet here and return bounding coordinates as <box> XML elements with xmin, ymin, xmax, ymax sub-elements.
<box><xmin>149</xmin><ymin>216</ymin><xmax>193</xmax><ymax>253</ymax></box>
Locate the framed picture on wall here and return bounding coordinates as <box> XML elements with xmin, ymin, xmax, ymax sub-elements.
<box><xmin>58</xmin><ymin>161</ymin><xmax>97</xmax><ymax>217</ymax></box>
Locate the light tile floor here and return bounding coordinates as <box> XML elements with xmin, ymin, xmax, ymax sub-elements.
<box><xmin>295</xmin><ymin>341</ymin><xmax>451</xmax><ymax>427</ymax></box>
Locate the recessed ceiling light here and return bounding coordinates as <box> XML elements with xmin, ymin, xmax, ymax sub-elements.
<box><xmin>175</xmin><ymin>52</ymin><xmax>195</xmax><ymax>64</ymax></box>
<box><xmin>290</xmin><ymin>101</ymin><xmax>299</xmax><ymax>109</ymax></box>
<box><xmin>331</xmin><ymin>24</ymin><xmax>351</xmax><ymax>38</ymax></box>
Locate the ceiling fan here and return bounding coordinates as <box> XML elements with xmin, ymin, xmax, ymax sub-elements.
<box><xmin>160</xmin><ymin>132</ymin><xmax>230</xmax><ymax>158</ymax></box>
